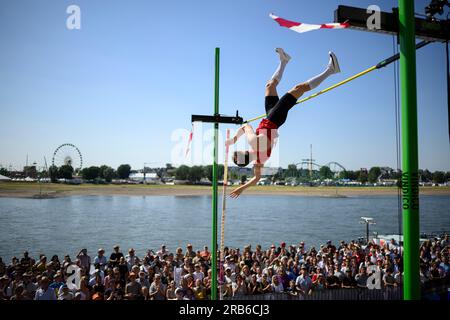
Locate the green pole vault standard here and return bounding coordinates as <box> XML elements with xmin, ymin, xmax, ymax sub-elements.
<box><xmin>190</xmin><ymin>49</ymin><xmax>242</xmax><ymax>300</ymax></box>
<box><xmin>211</xmin><ymin>47</ymin><xmax>220</xmax><ymax>300</ymax></box>
<box><xmin>399</xmin><ymin>0</ymin><xmax>420</xmax><ymax>300</ymax></box>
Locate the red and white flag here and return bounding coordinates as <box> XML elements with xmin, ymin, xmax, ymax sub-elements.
<box><xmin>270</xmin><ymin>13</ymin><xmax>349</xmax><ymax>33</ymax></box>
<box><xmin>185</xmin><ymin>127</ymin><xmax>193</xmax><ymax>158</ymax></box>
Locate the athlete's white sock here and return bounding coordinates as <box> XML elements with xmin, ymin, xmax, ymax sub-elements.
<box><xmin>305</xmin><ymin>67</ymin><xmax>334</xmax><ymax>90</ymax></box>
<box><xmin>270</xmin><ymin>48</ymin><xmax>291</xmax><ymax>83</ymax></box>
<box><xmin>306</xmin><ymin>52</ymin><xmax>340</xmax><ymax>90</ymax></box>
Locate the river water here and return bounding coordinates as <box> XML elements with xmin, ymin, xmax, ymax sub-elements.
<box><xmin>0</xmin><ymin>195</ymin><xmax>449</xmax><ymax>260</ymax></box>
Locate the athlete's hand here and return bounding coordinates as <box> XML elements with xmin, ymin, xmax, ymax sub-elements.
<box><xmin>225</xmin><ymin>138</ymin><xmax>234</xmax><ymax>147</ymax></box>
<box><xmin>230</xmin><ymin>188</ymin><xmax>243</xmax><ymax>199</ymax></box>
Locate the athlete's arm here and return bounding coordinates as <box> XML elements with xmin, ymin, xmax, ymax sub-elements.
<box><xmin>230</xmin><ymin>164</ymin><xmax>262</xmax><ymax>199</ymax></box>
<box><xmin>226</xmin><ymin>124</ymin><xmax>257</xmax><ymax>148</ymax></box>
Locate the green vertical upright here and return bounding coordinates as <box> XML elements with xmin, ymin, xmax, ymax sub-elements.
<box><xmin>211</xmin><ymin>47</ymin><xmax>220</xmax><ymax>300</ymax></box>
<box><xmin>398</xmin><ymin>0</ymin><xmax>420</xmax><ymax>300</ymax></box>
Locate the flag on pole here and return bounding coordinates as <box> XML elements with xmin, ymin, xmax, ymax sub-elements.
<box><xmin>185</xmin><ymin>126</ymin><xmax>193</xmax><ymax>158</ymax></box>
<box><xmin>270</xmin><ymin>13</ymin><xmax>349</xmax><ymax>33</ymax></box>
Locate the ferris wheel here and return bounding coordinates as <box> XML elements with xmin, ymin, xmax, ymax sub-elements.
<box><xmin>52</xmin><ymin>143</ymin><xmax>83</xmax><ymax>171</ymax></box>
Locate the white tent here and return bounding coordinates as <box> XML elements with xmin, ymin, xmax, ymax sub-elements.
<box><xmin>0</xmin><ymin>174</ymin><xmax>11</xmax><ymax>181</ymax></box>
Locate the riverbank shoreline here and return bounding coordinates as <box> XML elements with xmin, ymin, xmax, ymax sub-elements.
<box><xmin>1</xmin><ymin>182</ymin><xmax>449</xmax><ymax>199</ymax></box>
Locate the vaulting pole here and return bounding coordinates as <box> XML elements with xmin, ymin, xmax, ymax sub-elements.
<box><xmin>219</xmin><ymin>129</ymin><xmax>230</xmax><ymax>300</ymax></box>
<box><xmin>399</xmin><ymin>0</ymin><xmax>420</xmax><ymax>300</ymax></box>
<box><xmin>211</xmin><ymin>47</ymin><xmax>220</xmax><ymax>300</ymax></box>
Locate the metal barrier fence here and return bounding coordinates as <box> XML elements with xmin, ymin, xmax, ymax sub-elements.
<box><xmin>225</xmin><ymin>284</ymin><xmax>449</xmax><ymax>300</ymax></box>
<box><xmin>225</xmin><ymin>288</ymin><xmax>403</xmax><ymax>300</ymax></box>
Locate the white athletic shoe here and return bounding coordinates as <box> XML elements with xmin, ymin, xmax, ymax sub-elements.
<box><xmin>276</xmin><ymin>48</ymin><xmax>291</xmax><ymax>62</ymax></box>
<box><xmin>328</xmin><ymin>51</ymin><xmax>341</xmax><ymax>73</ymax></box>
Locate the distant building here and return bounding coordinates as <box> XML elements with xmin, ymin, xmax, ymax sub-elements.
<box><xmin>129</xmin><ymin>172</ymin><xmax>159</xmax><ymax>183</ymax></box>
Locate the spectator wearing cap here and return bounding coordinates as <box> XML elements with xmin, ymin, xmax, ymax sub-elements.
<box><xmin>34</xmin><ymin>276</ymin><xmax>56</xmax><ymax>300</ymax></box>
<box><xmin>295</xmin><ymin>266</ymin><xmax>312</xmax><ymax>295</ymax></box>
<box><xmin>49</xmin><ymin>272</ymin><xmax>65</xmax><ymax>294</ymax></box>
<box><xmin>109</xmin><ymin>245</ymin><xmax>124</xmax><ymax>268</ymax></box>
<box><xmin>88</xmin><ymin>267</ymin><xmax>104</xmax><ymax>287</ymax></box>
<box><xmin>185</xmin><ymin>244</ymin><xmax>196</xmax><ymax>259</ymax></box>
<box><xmin>94</xmin><ymin>248</ymin><xmax>107</xmax><ymax>271</ymax></box>
<box><xmin>149</xmin><ymin>274</ymin><xmax>166</xmax><ymax>300</ymax></box>
<box><xmin>136</xmin><ymin>271</ymin><xmax>150</xmax><ymax>288</ymax></box>
<box><xmin>126</xmin><ymin>248</ymin><xmax>140</xmax><ymax>270</ymax></box>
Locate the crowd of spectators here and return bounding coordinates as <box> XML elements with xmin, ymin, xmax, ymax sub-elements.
<box><xmin>0</xmin><ymin>234</ymin><xmax>448</xmax><ymax>300</ymax></box>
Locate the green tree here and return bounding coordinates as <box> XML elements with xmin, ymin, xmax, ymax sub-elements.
<box><xmin>358</xmin><ymin>170</ymin><xmax>368</xmax><ymax>184</ymax></box>
<box><xmin>284</xmin><ymin>164</ymin><xmax>298</xmax><ymax>179</ymax></box>
<box><xmin>0</xmin><ymin>167</ymin><xmax>8</xmax><ymax>177</ymax></box>
<box><xmin>48</xmin><ymin>165</ymin><xmax>59</xmax><ymax>182</ymax></box>
<box><xmin>368</xmin><ymin>167</ymin><xmax>381</xmax><ymax>184</ymax></box>
<box><xmin>420</xmin><ymin>169</ymin><xmax>432</xmax><ymax>182</ymax></box>
<box><xmin>319</xmin><ymin>166</ymin><xmax>333</xmax><ymax>180</ymax></box>
<box><xmin>188</xmin><ymin>166</ymin><xmax>204</xmax><ymax>183</ymax></box>
<box><xmin>204</xmin><ymin>165</ymin><xmax>224</xmax><ymax>182</ymax></box>
<box><xmin>445</xmin><ymin>171</ymin><xmax>450</xmax><ymax>182</ymax></box>
<box><xmin>117</xmin><ymin>164</ymin><xmax>131</xmax><ymax>179</ymax></box>
<box><xmin>432</xmin><ymin>171</ymin><xmax>445</xmax><ymax>184</ymax></box>
<box><xmin>101</xmin><ymin>166</ymin><xmax>115</xmax><ymax>182</ymax></box>
<box><xmin>175</xmin><ymin>165</ymin><xmax>190</xmax><ymax>180</ymax></box>
<box><xmin>81</xmin><ymin>166</ymin><xmax>100</xmax><ymax>180</ymax></box>
<box><xmin>58</xmin><ymin>165</ymin><xmax>74</xmax><ymax>180</ymax></box>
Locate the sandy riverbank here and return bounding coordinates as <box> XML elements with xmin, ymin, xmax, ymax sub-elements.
<box><xmin>0</xmin><ymin>182</ymin><xmax>449</xmax><ymax>199</ymax></box>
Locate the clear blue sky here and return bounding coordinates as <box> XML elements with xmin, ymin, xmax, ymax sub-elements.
<box><xmin>0</xmin><ymin>0</ymin><xmax>448</xmax><ymax>172</ymax></box>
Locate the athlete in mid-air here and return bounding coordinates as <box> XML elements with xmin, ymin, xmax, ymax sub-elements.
<box><xmin>226</xmin><ymin>48</ymin><xmax>341</xmax><ymax>198</ymax></box>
